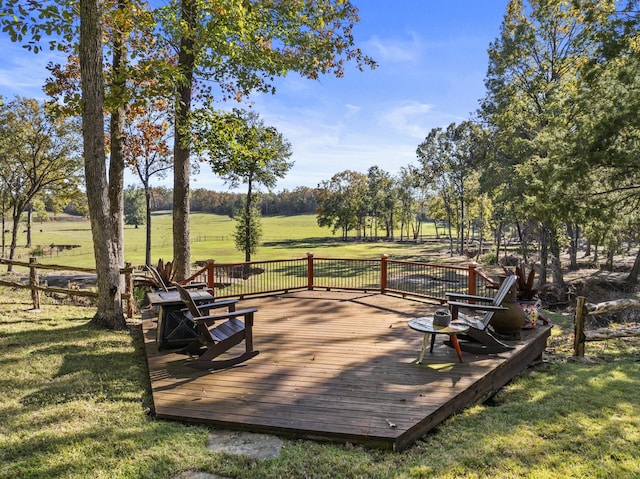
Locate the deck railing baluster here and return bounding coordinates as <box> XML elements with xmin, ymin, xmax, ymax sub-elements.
<box><xmin>203</xmin><ymin>256</ymin><xmax>493</xmax><ymax>302</ymax></box>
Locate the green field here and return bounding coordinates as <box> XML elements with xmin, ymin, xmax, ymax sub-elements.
<box><xmin>8</xmin><ymin>213</ymin><xmax>446</xmax><ymax>268</ymax></box>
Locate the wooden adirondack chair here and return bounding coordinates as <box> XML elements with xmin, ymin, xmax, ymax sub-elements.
<box><xmin>444</xmin><ymin>274</ymin><xmax>518</xmax><ymax>354</ymax></box>
<box><xmin>174</xmin><ymin>284</ymin><xmax>259</xmax><ymax>370</ymax></box>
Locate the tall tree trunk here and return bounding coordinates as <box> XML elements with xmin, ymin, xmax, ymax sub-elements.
<box><xmin>516</xmin><ymin>221</ymin><xmax>527</xmax><ymax>263</ymax></box>
<box><xmin>8</xmin><ymin>206</ymin><xmax>21</xmax><ymax>272</ymax></box>
<box><xmin>145</xmin><ymin>185</ymin><xmax>152</xmax><ymax>266</ymax></box>
<box><xmin>1</xmin><ymin>203</ymin><xmax>5</xmax><ymax>257</ymax></box>
<box><xmin>26</xmin><ymin>204</ymin><xmax>32</xmax><ymax>248</ymax></box>
<box><xmin>539</xmin><ymin>223</ymin><xmax>549</xmax><ymax>284</ymax></box>
<box><xmin>244</xmin><ymin>178</ymin><xmax>253</xmax><ymax>262</ymax></box>
<box><xmin>172</xmin><ymin>0</ymin><xmax>196</xmax><ymax>282</ymax></box>
<box><xmin>109</xmin><ymin>0</ymin><xmax>127</xmax><ymax>285</ymax></box>
<box><xmin>567</xmin><ymin>223</ymin><xmax>579</xmax><ymax>270</ymax></box>
<box><xmin>494</xmin><ymin>220</ymin><xmax>502</xmax><ymax>263</ymax></box>
<box><xmin>80</xmin><ymin>0</ymin><xmax>125</xmax><ymax>329</ymax></box>
<box><xmin>549</xmin><ymin>227</ymin><xmax>566</xmax><ymax>301</ymax></box>
<box><xmin>624</xmin><ymin>246</ymin><xmax>640</xmax><ymax>289</ymax></box>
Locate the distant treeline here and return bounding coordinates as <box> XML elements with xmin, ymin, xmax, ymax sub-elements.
<box><xmin>142</xmin><ymin>186</ymin><xmax>318</xmax><ymax>216</ymax></box>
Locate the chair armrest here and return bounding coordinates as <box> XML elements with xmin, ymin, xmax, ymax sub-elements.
<box><xmin>195</xmin><ymin>299</ymin><xmax>238</xmax><ymax>311</ymax></box>
<box><xmin>445</xmin><ymin>292</ymin><xmax>494</xmax><ymax>303</ymax></box>
<box><xmin>166</xmin><ymin>283</ymin><xmax>210</xmax><ymax>292</ymax></box>
<box><xmin>193</xmin><ymin>307</ymin><xmax>258</xmax><ymax>323</ymax></box>
<box><xmin>447</xmin><ymin>301</ymin><xmax>508</xmax><ymax>312</ymax></box>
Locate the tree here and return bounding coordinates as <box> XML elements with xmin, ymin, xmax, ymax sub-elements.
<box><xmin>396</xmin><ymin>165</ymin><xmax>425</xmax><ymax>241</ymax></box>
<box><xmin>124</xmin><ymin>186</ymin><xmax>146</xmax><ymax>228</ymax></box>
<box><xmin>158</xmin><ymin>0</ymin><xmax>376</xmax><ymax>279</ymax></box>
<box><xmin>232</xmin><ymin>201</ymin><xmax>262</xmax><ymax>262</ymax></box>
<box><xmin>566</xmin><ymin>4</ymin><xmax>640</xmax><ymax>285</ymax></box>
<box><xmin>479</xmin><ymin>0</ymin><xmax>614</xmax><ymax>291</ymax></box>
<box><xmin>316</xmin><ymin>170</ymin><xmax>367</xmax><ymax>240</ymax></box>
<box><xmin>0</xmin><ymin>0</ymin><xmax>159</xmax><ymax>329</ymax></box>
<box><xmin>125</xmin><ymin>101</ymin><xmax>173</xmax><ymax>265</ymax></box>
<box><xmin>0</xmin><ymin>97</ymin><xmax>83</xmax><ymax>270</ymax></box>
<box><xmin>192</xmin><ymin>108</ymin><xmax>293</xmax><ymax>262</ymax></box>
<box><xmin>417</xmin><ymin>121</ymin><xmax>486</xmax><ymax>255</ymax></box>
<box><xmin>365</xmin><ymin>166</ymin><xmax>397</xmax><ymax>240</ymax></box>
<box><xmin>79</xmin><ymin>0</ymin><xmax>127</xmax><ymax>328</ymax></box>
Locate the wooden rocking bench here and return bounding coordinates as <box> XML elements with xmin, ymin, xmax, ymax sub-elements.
<box><xmin>444</xmin><ymin>274</ymin><xmax>517</xmax><ymax>354</ymax></box>
<box><xmin>174</xmin><ymin>284</ymin><xmax>259</xmax><ymax>370</ymax></box>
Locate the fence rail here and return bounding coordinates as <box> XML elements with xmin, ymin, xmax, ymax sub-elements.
<box><xmin>0</xmin><ymin>258</ymin><xmax>135</xmax><ymax>317</ymax></box>
<box><xmin>574</xmin><ymin>296</ymin><xmax>640</xmax><ymax>356</ymax></box>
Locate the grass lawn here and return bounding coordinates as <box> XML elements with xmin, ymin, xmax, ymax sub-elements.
<box><xmin>1</xmin><ymin>288</ymin><xmax>639</xmax><ymax>478</ymax></box>
<box><xmin>13</xmin><ymin>213</ymin><xmax>444</xmax><ymax>269</ymax></box>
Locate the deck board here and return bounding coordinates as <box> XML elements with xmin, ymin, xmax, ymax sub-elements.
<box><xmin>142</xmin><ymin>290</ymin><xmax>552</xmax><ymax>450</ymax></box>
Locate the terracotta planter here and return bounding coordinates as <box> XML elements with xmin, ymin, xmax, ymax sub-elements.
<box><xmin>489</xmin><ymin>277</ymin><xmax>525</xmax><ymax>339</ymax></box>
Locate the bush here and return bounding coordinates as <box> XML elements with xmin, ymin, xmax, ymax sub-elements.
<box><xmin>481</xmin><ymin>251</ymin><xmax>497</xmax><ymax>264</ymax></box>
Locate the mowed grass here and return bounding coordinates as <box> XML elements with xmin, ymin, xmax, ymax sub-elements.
<box><xmin>1</xmin><ymin>289</ymin><xmax>639</xmax><ymax>478</ymax></box>
<box><xmin>14</xmin><ymin>213</ymin><xmax>444</xmax><ymax>268</ymax></box>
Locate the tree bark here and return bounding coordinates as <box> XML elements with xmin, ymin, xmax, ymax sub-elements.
<box><xmin>244</xmin><ymin>176</ymin><xmax>253</xmax><ymax>262</ymax></box>
<box><xmin>80</xmin><ymin>0</ymin><xmax>125</xmax><ymax>329</ymax></box>
<box><xmin>539</xmin><ymin>223</ymin><xmax>549</xmax><ymax>283</ymax></box>
<box><xmin>172</xmin><ymin>0</ymin><xmax>196</xmax><ymax>282</ymax></box>
<box><xmin>549</xmin><ymin>225</ymin><xmax>566</xmax><ymax>301</ymax></box>
<box><xmin>109</xmin><ymin>0</ymin><xmax>127</xmax><ymax>276</ymax></box>
<box><xmin>623</xmin><ymin>246</ymin><xmax>640</xmax><ymax>288</ymax></box>
<box><xmin>26</xmin><ymin>204</ymin><xmax>32</xmax><ymax>248</ymax></box>
<box><xmin>567</xmin><ymin>223</ymin><xmax>578</xmax><ymax>270</ymax></box>
<box><xmin>8</xmin><ymin>205</ymin><xmax>20</xmax><ymax>272</ymax></box>
<box><xmin>145</xmin><ymin>186</ymin><xmax>152</xmax><ymax>266</ymax></box>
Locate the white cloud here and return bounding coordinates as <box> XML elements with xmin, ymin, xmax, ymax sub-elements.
<box><xmin>365</xmin><ymin>31</ymin><xmax>423</xmax><ymax>64</ymax></box>
<box><xmin>344</xmin><ymin>104</ymin><xmax>361</xmax><ymax>116</ymax></box>
<box><xmin>382</xmin><ymin>100</ymin><xmax>434</xmax><ymax>138</ymax></box>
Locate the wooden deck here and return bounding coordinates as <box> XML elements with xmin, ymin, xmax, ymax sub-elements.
<box><xmin>142</xmin><ymin>290</ymin><xmax>552</xmax><ymax>451</ymax></box>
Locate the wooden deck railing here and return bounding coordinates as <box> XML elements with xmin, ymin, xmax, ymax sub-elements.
<box><xmin>0</xmin><ymin>255</ymin><xmax>496</xmax><ymax>314</ymax></box>
<box><xmin>186</xmin><ymin>254</ymin><xmax>496</xmax><ymax>302</ymax></box>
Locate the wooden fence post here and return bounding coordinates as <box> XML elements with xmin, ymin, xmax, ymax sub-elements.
<box><xmin>380</xmin><ymin>254</ymin><xmax>388</xmax><ymax>294</ymax></box>
<box><xmin>29</xmin><ymin>257</ymin><xmax>40</xmax><ymax>310</ymax></box>
<box><xmin>307</xmin><ymin>253</ymin><xmax>314</xmax><ymax>290</ymax></box>
<box><xmin>124</xmin><ymin>263</ymin><xmax>134</xmax><ymax>318</ymax></box>
<box><xmin>574</xmin><ymin>296</ymin><xmax>587</xmax><ymax>357</ymax></box>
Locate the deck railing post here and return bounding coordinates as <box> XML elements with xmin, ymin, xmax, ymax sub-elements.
<box><xmin>206</xmin><ymin>260</ymin><xmax>215</xmax><ymax>292</ymax></box>
<box><xmin>29</xmin><ymin>257</ymin><xmax>40</xmax><ymax>310</ymax></box>
<box><xmin>380</xmin><ymin>254</ymin><xmax>388</xmax><ymax>294</ymax></box>
<box><xmin>574</xmin><ymin>296</ymin><xmax>587</xmax><ymax>357</ymax></box>
<box><xmin>307</xmin><ymin>252</ymin><xmax>314</xmax><ymax>290</ymax></box>
<box><xmin>467</xmin><ymin>262</ymin><xmax>478</xmax><ymax>296</ymax></box>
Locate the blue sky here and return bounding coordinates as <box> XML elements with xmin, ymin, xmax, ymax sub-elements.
<box><xmin>0</xmin><ymin>1</ymin><xmax>508</xmax><ymax>192</ymax></box>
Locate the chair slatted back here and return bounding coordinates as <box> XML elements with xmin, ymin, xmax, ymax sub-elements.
<box><xmin>479</xmin><ymin>274</ymin><xmax>517</xmax><ymax>328</ymax></box>
<box><xmin>174</xmin><ymin>283</ymin><xmax>204</xmax><ymax>320</ymax></box>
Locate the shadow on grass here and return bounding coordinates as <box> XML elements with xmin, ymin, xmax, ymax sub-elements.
<box><xmin>261</xmin><ymin>237</ymin><xmax>347</xmax><ymax>249</ymax></box>
<box><xmin>0</xmin><ymin>320</ymin><xmax>149</xmax><ymax>407</ymax></box>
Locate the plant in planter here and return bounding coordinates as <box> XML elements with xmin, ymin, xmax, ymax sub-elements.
<box><xmin>145</xmin><ymin>258</ymin><xmax>175</xmax><ymax>291</ymax></box>
<box><xmin>504</xmin><ymin>263</ymin><xmax>553</xmax><ymax>328</ymax></box>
